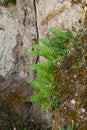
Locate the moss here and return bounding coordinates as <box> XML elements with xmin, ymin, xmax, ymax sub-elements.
<box><xmin>4</xmin><ymin>92</ymin><xmax>28</xmax><ymax>113</ymax></box>
<box><xmin>70</xmin><ymin>53</ymin><xmax>81</xmax><ymax>60</ymax></box>
<box><xmin>0</xmin><ymin>0</ymin><xmax>16</xmax><ymax>7</ymax></box>
<box><xmin>0</xmin><ymin>75</ymin><xmax>5</xmax><ymax>84</ymax></box>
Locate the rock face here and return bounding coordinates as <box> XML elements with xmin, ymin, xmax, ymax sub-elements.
<box><xmin>36</xmin><ymin>0</ymin><xmax>85</xmax><ymax>38</ymax></box>
<box><xmin>0</xmin><ymin>1</ymin><xmax>40</xmax><ymax>129</ymax></box>
<box><xmin>0</xmin><ymin>7</ymin><xmax>18</xmax><ymax>78</ymax></box>
<box><xmin>17</xmin><ymin>0</ymin><xmax>38</xmax><ymax>81</ymax></box>
<box><xmin>0</xmin><ymin>0</ymin><xmax>87</xmax><ymax>130</ymax></box>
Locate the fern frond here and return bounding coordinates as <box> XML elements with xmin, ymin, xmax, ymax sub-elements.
<box><xmin>32</xmin><ymin>76</ymin><xmax>54</xmax><ymax>90</ymax></box>
<box><xmin>29</xmin><ymin>60</ymin><xmax>57</xmax><ymax>72</ymax></box>
<box><xmin>26</xmin><ymin>50</ymin><xmax>39</xmax><ymax>57</ymax></box>
<box><xmin>30</xmin><ymin>93</ymin><xmax>47</xmax><ymax>103</ymax></box>
<box><xmin>27</xmin><ymin>27</ymin><xmax>75</xmax><ymax>110</ymax></box>
<box><xmin>37</xmin><ymin>70</ymin><xmax>54</xmax><ymax>82</ymax></box>
<box><xmin>50</xmin><ymin>27</ymin><xmax>73</xmax><ymax>43</ymax></box>
<box><xmin>33</xmin><ymin>44</ymin><xmax>57</xmax><ymax>59</ymax></box>
<box><xmin>41</xmin><ymin>101</ymin><xmax>53</xmax><ymax>111</ymax></box>
<box><xmin>39</xmin><ymin>38</ymin><xmax>50</xmax><ymax>45</ymax></box>
<box><xmin>30</xmin><ymin>91</ymin><xmax>51</xmax><ymax>104</ymax></box>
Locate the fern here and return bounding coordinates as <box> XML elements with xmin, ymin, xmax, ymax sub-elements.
<box><xmin>27</xmin><ymin>27</ymin><xmax>73</xmax><ymax>111</ymax></box>
<box><xmin>29</xmin><ymin>60</ymin><xmax>57</xmax><ymax>73</ymax></box>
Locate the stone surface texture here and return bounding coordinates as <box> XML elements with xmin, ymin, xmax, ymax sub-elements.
<box><xmin>36</xmin><ymin>0</ymin><xmax>85</xmax><ymax>38</ymax></box>
<box><xmin>0</xmin><ymin>7</ymin><xmax>18</xmax><ymax>77</ymax></box>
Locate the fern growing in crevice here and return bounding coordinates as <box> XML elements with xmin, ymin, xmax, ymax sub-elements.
<box><xmin>0</xmin><ymin>0</ymin><xmax>16</xmax><ymax>6</ymax></box>
<box><xmin>27</xmin><ymin>27</ymin><xmax>73</xmax><ymax>111</ymax></box>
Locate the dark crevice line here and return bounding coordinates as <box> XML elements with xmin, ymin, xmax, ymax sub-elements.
<box><xmin>34</xmin><ymin>0</ymin><xmax>39</xmax><ymax>40</ymax></box>
<box><xmin>33</xmin><ymin>0</ymin><xmax>40</xmax><ymax>64</ymax></box>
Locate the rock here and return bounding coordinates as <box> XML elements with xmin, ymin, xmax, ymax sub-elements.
<box><xmin>0</xmin><ymin>7</ymin><xmax>18</xmax><ymax>77</ymax></box>
<box><xmin>36</xmin><ymin>0</ymin><xmax>85</xmax><ymax>38</ymax></box>
<box><xmin>0</xmin><ymin>1</ymin><xmax>41</xmax><ymax>129</ymax></box>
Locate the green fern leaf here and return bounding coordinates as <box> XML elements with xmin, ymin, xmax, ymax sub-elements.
<box><xmin>27</xmin><ymin>27</ymin><xmax>75</xmax><ymax>110</ymax></box>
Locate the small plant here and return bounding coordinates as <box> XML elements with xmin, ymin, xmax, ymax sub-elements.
<box><xmin>0</xmin><ymin>0</ymin><xmax>16</xmax><ymax>6</ymax></box>
<box><xmin>24</xmin><ymin>128</ymin><xmax>27</xmax><ymax>130</ymax></box>
<box><xmin>60</xmin><ymin>124</ymin><xmax>73</xmax><ymax>130</ymax></box>
<box><xmin>71</xmin><ymin>62</ymin><xmax>84</xmax><ymax>69</ymax></box>
<box><xmin>27</xmin><ymin>27</ymin><xmax>74</xmax><ymax>111</ymax></box>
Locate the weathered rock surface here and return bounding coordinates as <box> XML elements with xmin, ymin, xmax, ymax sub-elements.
<box><xmin>0</xmin><ymin>7</ymin><xmax>18</xmax><ymax>77</ymax></box>
<box><xmin>36</xmin><ymin>0</ymin><xmax>85</xmax><ymax>38</ymax></box>
<box><xmin>17</xmin><ymin>0</ymin><xmax>38</xmax><ymax>81</ymax></box>
<box><xmin>0</xmin><ymin>1</ymin><xmax>40</xmax><ymax>129</ymax></box>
